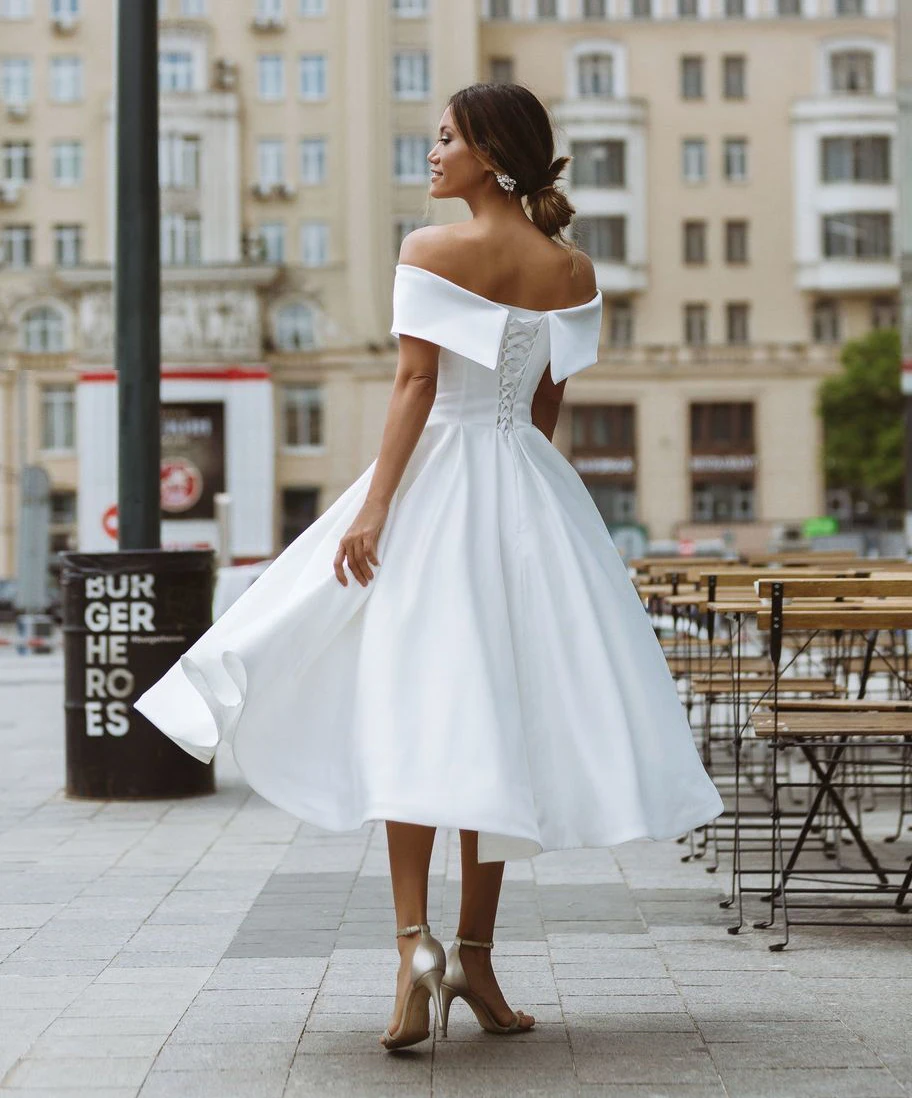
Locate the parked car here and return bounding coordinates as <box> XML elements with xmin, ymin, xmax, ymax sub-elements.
<box><xmin>0</xmin><ymin>577</ymin><xmax>62</xmax><ymax>623</ymax></box>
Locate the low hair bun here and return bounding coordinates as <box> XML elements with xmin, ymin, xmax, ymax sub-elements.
<box><xmin>524</xmin><ymin>155</ymin><xmax>574</xmax><ymax>240</ymax></box>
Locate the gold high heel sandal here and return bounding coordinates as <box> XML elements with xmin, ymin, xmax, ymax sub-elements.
<box><xmin>379</xmin><ymin>923</ymin><xmax>446</xmax><ymax>1051</ymax></box>
<box><xmin>437</xmin><ymin>936</ymin><xmax>535</xmax><ymax>1037</ymax></box>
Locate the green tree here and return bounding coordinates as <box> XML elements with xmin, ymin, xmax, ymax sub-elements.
<box><xmin>817</xmin><ymin>327</ymin><xmax>903</xmax><ymax>518</ymax></box>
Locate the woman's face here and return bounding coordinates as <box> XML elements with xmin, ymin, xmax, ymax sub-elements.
<box><xmin>427</xmin><ymin>105</ymin><xmax>489</xmax><ymax>199</ymax></box>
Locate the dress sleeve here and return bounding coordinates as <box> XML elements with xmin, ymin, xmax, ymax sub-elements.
<box><xmin>547</xmin><ymin>292</ymin><xmax>603</xmax><ymax>384</ymax></box>
<box><xmin>390</xmin><ymin>264</ymin><xmax>509</xmax><ymax>370</ymax></box>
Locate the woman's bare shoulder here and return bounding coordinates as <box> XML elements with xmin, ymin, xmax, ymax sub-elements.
<box><xmin>397</xmin><ymin>225</ymin><xmax>466</xmax><ymax>277</ymax></box>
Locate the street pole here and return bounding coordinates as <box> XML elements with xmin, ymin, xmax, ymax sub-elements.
<box><xmin>899</xmin><ymin>0</ymin><xmax>912</xmax><ymax>554</ymax></box>
<box><xmin>115</xmin><ymin>0</ymin><xmax>161</xmax><ymax>550</ymax></box>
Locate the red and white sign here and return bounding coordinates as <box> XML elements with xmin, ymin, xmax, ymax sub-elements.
<box><xmin>102</xmin><ymin>504</ymin><xmax>118</xmax><ymax>541</ymax></box>
<box><xmin>160</xmin><ymin>458</ymin><xmax>204</xmax><ymax>514</ymax></box>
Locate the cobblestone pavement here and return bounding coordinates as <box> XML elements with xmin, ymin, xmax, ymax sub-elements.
<box><xmin>2</xmin><ymin>655</ymin><xmax>912</xmax><ymax>1097</ymax></box>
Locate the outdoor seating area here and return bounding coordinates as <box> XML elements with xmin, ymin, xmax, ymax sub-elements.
<box><xmin>634</xmin><ymin>551</ymin><xmax>912</xmax><ymax>951</ymax></box>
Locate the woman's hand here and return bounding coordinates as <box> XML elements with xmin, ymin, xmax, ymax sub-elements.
<box><xmin>333</xmin><ymin>498</ymin><xmax>389</xmax><ymax>587</ymax></box>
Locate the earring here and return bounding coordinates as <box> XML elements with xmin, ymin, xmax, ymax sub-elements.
<box><xmin>494</xmin><ymin>171</ymin><xmax>516</xmax><ymax>193</ymax></box>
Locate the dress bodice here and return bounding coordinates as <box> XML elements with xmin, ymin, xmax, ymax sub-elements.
<box><xmin>390</xmin><ymin>264</ymin><xmax>603</xmax><ymax>434</ymax></box>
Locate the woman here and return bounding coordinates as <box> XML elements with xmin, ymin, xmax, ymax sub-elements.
<box><xmin>135</xmin><ymin>83</ymin><xmax>724</xmax><ymax>1052</ymax></box>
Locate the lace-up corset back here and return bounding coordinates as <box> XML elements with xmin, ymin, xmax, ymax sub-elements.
<box><xmin>425</xmin><ymin>304</ymin><xmax>550</xmax><ymax>432</ymax></box>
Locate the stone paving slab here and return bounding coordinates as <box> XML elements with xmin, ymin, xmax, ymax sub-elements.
<box><xmin>1</xmin><ymin>664</ymin><xmax>912</xmax><ymax>1097</ymax></box>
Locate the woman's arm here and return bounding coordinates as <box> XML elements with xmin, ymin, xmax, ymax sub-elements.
<box><xmin>365</xmin><ymin>339</ymin><xmax>439</xmax><ymax>509</ymax></box>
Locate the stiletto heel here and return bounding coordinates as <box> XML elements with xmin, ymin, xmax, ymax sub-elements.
<box><xmin>379</xmin><ymin>923</ymin><xmax>446</xmax><ymax>1051</ymax></box>
<box><xmin>440</xmin><ymin>936</ymin><xmax>534</xmax><ymax>1036</ymax></box>
<box><xmin>421</xmin><ymin>967</ymin><xmax>446</xmax><ymax>1035</ymax></box>
<box><xmin>438</xmin><ymin>982</ymin><xmax>457</xmax><ymax>1037</ymax></box>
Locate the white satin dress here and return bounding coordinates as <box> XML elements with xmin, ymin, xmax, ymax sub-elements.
<box><xmin>135</xmin><ymin>263</ymin><xmax>724</xmax><ymax>862</ymax></box>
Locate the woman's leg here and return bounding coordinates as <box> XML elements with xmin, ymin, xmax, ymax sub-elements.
<box><xmin>385</xmin><ymin>820</ymin><xmax>437</xmax><ymax>1036</ymax></box>
<box><xmin>456</xmin><ymin>830</ymin><xmax>534</xmax><ymax>1029</ymax></box>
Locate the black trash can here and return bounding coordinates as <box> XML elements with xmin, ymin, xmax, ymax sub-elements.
<box><xmin>61</xmin><ymin>549</ymin><xmax>216</xmax><ymax>799</ymax></box>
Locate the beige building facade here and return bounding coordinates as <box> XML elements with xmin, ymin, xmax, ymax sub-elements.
<box><xmin>0</xmin><ymin>0</ymin><xmax>899</xmax><ymax>572</ymax></box>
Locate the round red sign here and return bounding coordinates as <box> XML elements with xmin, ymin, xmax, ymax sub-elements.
<box><xmin>102</xmin><ymin>504</ymin><xmax>118</xmax><ymax>541</ymax></box>
<box><xmin>160</xmin><ymin>458</ymin><xmax>204</xmax><ymax>514</ymax></box>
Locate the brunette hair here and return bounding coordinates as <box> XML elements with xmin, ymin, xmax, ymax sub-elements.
<box><xmin>441</xmin><ymin>82</ymin><xmax>582</xmax><ymax>273</ymax></box>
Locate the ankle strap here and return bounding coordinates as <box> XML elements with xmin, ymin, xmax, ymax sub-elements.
<box><xmin>395</xmin><ymin>923</ymin><xmax>429</xmax><ymax>938</ymax></box>
<box><xmin>455</xmin><ymin>935</ymin><xmax>494</xmax><ymax>949</ymax></box>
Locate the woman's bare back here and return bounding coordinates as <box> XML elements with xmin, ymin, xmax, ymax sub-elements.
<box><xmin>401</xmin><ymin>223</ymin><xmax>597</xmax><ymax>314</ymax></box>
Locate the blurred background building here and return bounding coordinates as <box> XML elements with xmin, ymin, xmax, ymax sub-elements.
<box><xmin>0</xmin><ymin>0</ymin><xmax>899</xmax><ymax>569</ymax></box>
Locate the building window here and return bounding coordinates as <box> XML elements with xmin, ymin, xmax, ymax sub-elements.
<box><xmin>257</xmin><ymin>54</ymin><xmax>284</xmax><ymax>99</ymax></box>
<box><xmin>683</xmin><ymin>220</ymin><xmax>707</xmax><ymax>265</ymax></box>
<box><xmin>41</xmin><ymin>385</ymin><xmax>75</xmax><ymax>449</ymax></box>
<box><xmin>393</xmin><ymin>50</ymin><xmax>429</xmax><ymax>99</ymax></box>
<box><xmin>723</xmin><ymin>137</ymin><xmax>748</xmax><ymax>181</ymax></box>
<box><xmin>870</xmin><ymin>297</ymin><xmax>896</xmax><ymax>329</ymax></box>
<box><xmin>583</xmin><ymin>0</ymin><xmax>606</xmax><ymax>16</ymax></box>
<box><xmin>830</xmin><ymin>50</ymin><xmax>874</xmax><ymax>94</ymax></box>
<box><xmin>836</xmin><ymin>0</ymin><xmax>863</xmax><ymax>12</ymax></box>
<box><xmin>50</xmin><ymin>56</ymin><xmax>83</xmax><ymax>102</ymax></box>
<box><xmin>489</xmin><ymin>0</ymin><xmax>510</xmax><ymax>16</ymax></box>
<box><xmin>778</xmin><ymin>0</ymin><xmax>801</xmax><ymax>12</ymax></box>
<box><xmin>52</xmin><ymin>139</ymin><xmax>83</xmax><ymax>185</ymax></box>
<box><xmin>393</xmin><ymin>0</ymin><xmax>428</xmax><ymax>14</ymax></box>
<box><xmin>160</xmin><ymin>213</ymin><xmax>201</xmax><ymax>264</ymax></box>
<box><xmin>394</xmin><ymin>135</ymin><xmax>431</xmax><ymax>183</ymax></box>
<box><xmin>49</xmin><ymin>489</ymin><xmax>76</xmax><ymax>553</ymax></box>
<box><xmin>678</xmin><ymin>0</ymin><xmax>697</xmax><ymax>15</ymax></box>
<box><xmin>609</xmin><ymin>300</ymin><xmax>633</xmax><ymax>348</ymax></box>
<box><xmin>684</xmin><ymin>303</ymin><xmax>708</xmax><ymax>346</ymax></box>
<box><xmin>822</xmin><ymin>212</ymin><xmax>891</xmax><ymax>259</ymax></box>
<box><xmin>25</xmin><ymin>308</ymin><xmax>66</xmax><ymax>354</ymax></box>
<box><xmin>692</xmin><ymin>480</ymin><xmax>754</xmax><ymax>521</ymax></box>
<box><xmin>159</xmin><ymin>50</ymin><xmax>194</xmax><ymax>91</ymax></box>
<box><xmin>813</xmin><ymin>298</ymin><xmax>840</xmax><ymax>343</ymax></box>
<box><xmin>181</xmin><ymin>0</ymin><xmax>205</xmax><ymax>12</ymax></box>
<box><xmin>724</xmin><ymin>0</ymin><xmax>745</xmax><ymax>14</ymax></box>
<box><xmin>256</xmin><ymin>0</ymin><xmax>284</xmax><ymax>17</ymax></box>
<box><xmin>570</xmin><ymin>140</ymin><xmax>625</xmax><ymax>188</ymax></box>
<box><xmin>0</xmin><ymin>0</ymin><xmax>32</xmax><ymax>17</ymax></box>
<box><xmin>53</xmin><ymin>224</ymin><xmax>82</xmax><ymax>267</ymax></box>
<box><xmin>726</xmin><ymin>302</ymin><xmax>749</xmax><ymax>345</ymax></box>
<box><xmin>298</xmin><ymin>54</ymin><xmax>327</xmax><ymax>99</ymax></box>
<box><xmin>725</xmin><ymin>220</ymin><xmax>749</xmax><ymax>264</ymax></box>
<box><xmin>282</xmin><ymin>384</ymin><xmax>323</xmax><ymax>445</ymax></box>
<box><xmin>1</xmin><ymin>140</ymin><xmax>31</xmax><ymax>182</ymax></box>
<box><xmin>690</xmin><ymin>402</ymin><xmax>755</xmax><ymax>523</ymax></box>
<box><xmin>577</xmin><ymin>54</ymin><xmax>613</xmax><ymax>98</ymax></box>
<box><xmin>275</xmin><ymin>304</ymin><xmax>316</xmax><ymax>350</ymax></box>
<box><xmin>52</xmin><ymin>0</ymin><xmax>79</xmax><ymax>15</ymax></box>
<box><xmin>159</xmin><ymin>133</ymin><xmax>200</xmax><ymax>188</ymax></box>
<box><xmin>257</xmin><ymin>138</ymin><xmax>285</xmax><ymax>186</ymax></box>
<box><xmin>299</xmin><ymin>137</ymin><xmax>326</xmax><ymax>184</ymax></box>
<box><xmin>821</xmin><ymin>136</ymin><xmax>890</xmax><ymax>183</ymax></box>
<box><xmin>0</xmin><ymin>224</ymin><xmax>32</xmax><ymax>266</ymax></box>
<box><xmin>680</xmin><ymin>56</ymin><xmax>703</xmax><ymax>100</ymax></box>
<box><xmin>489</xmin><ymin>57</ymin><xmax>514</xmax><ymax>84</ymax></box>
<box><xmin>571</xmin><ymin>405</ymin><xmax>637</xmax><ymax>526</ymax></box>
<box><xmin>300</xmin><ymin>220</ymin><xmax>328</xmax><ymax>266</ymax></box>
<box><xmin>281</xmin><ymin>487</ymin><xmax>319</xmax><ymax>548</ymax></box>
<box><xmin>299</xmin><ymin>0</ymin><xmax>325</xmax><ymax>12</ymax></box>
<box><xmin>0</xmin><ymin>58</ymin><xmax>32</xmax><ymax>103</ymax></box>
<box><xmin>536</xmin><ymin>0</ymin><xmax>557</xmax><ymax>16</ymax></box>
<box><xmin>259</xmin><ymin>222</ymin><xmax>285</xmax><ymax>263</ymax></box>
<box><xmin>682</xmin><ymin>138</ymin><xmax>706</xmax><ymax>183</ymax></box>
<box><xmin>631</xmin><ymin>0</ymin><xmax>651</xmax><ymax>14</ymax></box>
<box><xmin>574</xmin><ymin>216</ymin><xmax>626</xmax><ymax>262</ymax></box>
<box><xmin>723</xmin><ymin>55</ymin><xmax>746</xmax><ymax>99</ymax></box>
